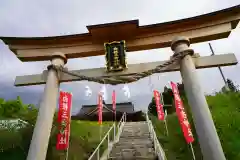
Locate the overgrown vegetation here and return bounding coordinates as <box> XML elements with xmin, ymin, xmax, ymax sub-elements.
<box><xmin>150</xmin><ymin>113</ymin><xmax>203</xmax><ymax>160</ymax></box>
<box><xmin>0</xmin><ymin>97</ymin><xmax>113</xmax><ymax>160</ymax></box>
<box><xmin>207</xmin><ymin>92</ymin><xmax>240</xmax><ymax>159</ymax></box>
<box><xmin>149</xmin><ymin>82</ymin><xmax>240</xmax><ymax>159</ymax></box>
<box><xmin>47</xmin><ymin>121</ymin><xmax>113</xmax><ymax>160</ymax></box>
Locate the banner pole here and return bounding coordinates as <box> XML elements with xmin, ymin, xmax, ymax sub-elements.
<box><xmin>65</xmin><ymin>133</ymin><xmax>70</xmax><ymax>160</ymax></box>
<box><xmin>161</xmin><ymin>93</ymin><xmax>169</xmax><ymax>136</ymax></box>
<box><xmin>164</xmin><ymin>118</ymin><xmax>169</xmax><ymax>136</ymax></box>
<box><xmin>170</xmin><ymin>82</ymin><xmax>195</xmax><ymax>158</ymax></box>
<box><xmin>98</xmin><ymin>93</ymin><xmax>102</xmax><ymax>141</ymax></box>
<box><xmin>66</xmin><ymin>92</ymin><xmax>73</xmax><ymax>160</ymax></box>
<box><xmin>100</xmin><ymin>124</ymin><xmax>102</xmax><ymax>141</ymax></box>
<box><xmin>190</xmin><ymin>143</ymin><xmax>196</xmax><ymax>160</ymax></box>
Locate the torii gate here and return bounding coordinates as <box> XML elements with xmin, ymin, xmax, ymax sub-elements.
<box><xmin>1</xmin><ymin>5</ymin><xmax>240</xmax><ymax>160</ymax></box>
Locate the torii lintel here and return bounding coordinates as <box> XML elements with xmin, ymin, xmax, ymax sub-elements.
<box><xmin>0</xmin><ymin>5</ymin><xmax>239</xmax><ymax>62</ymax></box>
<box><xmin>14</xmin><ymin>54</ymin><xmax>238</xmax><ymax>86</ymax></box>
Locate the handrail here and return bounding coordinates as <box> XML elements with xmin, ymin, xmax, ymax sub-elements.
<box><xmin>88</xmin><ymin>112</ymin><xmax>126</xmax><ymax>160</ymax></box>
<box><xmin>146</xmin><ymin>112</ymin><xmax>167</xmax><ymax>160</ymax></box>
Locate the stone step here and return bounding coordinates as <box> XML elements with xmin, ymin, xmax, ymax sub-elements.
<box><xmin>122</xmin><ymin>131</ymin><xmax>149</xmax><ymax>133</ymax></box>
<box><xmin>115</xmin><ymin>142</ymin><xmax>153</xmax><ymax>150</ymax></box>
<box><xmin>124</xmin><ymin>123</ymin><xmax>148</xmax><ymax>125</ymax></box>
<box><xmin>111</xmin><ymin>145</ymin><xmax>154</xmax><ymax>152</ymax></box>
<box><xmin>124</xmin><ymin>124</ymin><xmax>148</xmax><ymax>126</ymax></box>
<box><xmin>110</xmin><ymin>147</ymin><xmax>155</xmax><ymax>159</ymax></box>
<box><xmin>124</xmin><ymin>121</ymin><xmax>147</xmax><ymax>124</ymax></box>
<box><xmin>119</xmin><ymin>134</ymin><xmax>150</xmax><ymax>138</ymax></box>
<box><xmin>120</xmin><ymin>133</ymin><xmax>150</xmax><ymax>136</ymax></box>
<box><xmin>122</xmin><ymin>128</ymin><xmax>149</xmax><ymax>130</ymax></box>
<box><xmin>116</xmin><ymin>138</ymin><xmax>153</xmax><ymax>145</ymax></box>
<box><xmin>123</xmin><ymin>128</ymin><xmax>149</xmax><ymax>130</ymax></box>
<box><xmin>123</xmin><ymin>124</ymin><xmax>148</xmax><ymax>127</ymax></box>
<box><xmin>123</xmin><ymin>126</ymin><xmax>149</xmax><ymax>129</ymax></box>
<box><xmin>122</xmin><ymin>128</ymin><xmax>150</xmax><ymax>133</ymax></box>
<box><xmin>108</xmin><ymin>122</ymin><xmax>157</xmax><ymax>160</ymax></box>
<box><xmin>123</xmin><ymin>125</ymin><xmax>149</xmax><ymax>128</ymax></box>
<box><xmin>123</xmin><ymin>126</ymin><xmax>148</xmax><ymax>128</ymax></box>
<box><xmin>118</xmin><ymin>137</ymin><xmax>152</xmax><ymax>141</ymax></box>
<box><xmin>121</xmin><ymin>131</ymin><xmax>149</xmax><ymax>133</ymax></box>
<box><xmin>114</xmin><ymin>139</ymin><xmax>154</xmax><ymax>146</ymax></box>
<box><xmin>120</xmin><ymin>133</ymin><xmax>150</xmax><ymax>138</ymax></box>
<box><xmin>121</xmin><ymin>131</ymin><xmax>150</xmax><ymax>134</ymax></box>
<box><xmin>122</xmin><ymin>128</ymin><xmax>149</xmax><ymax>131</ymax></box>
<box><xmin>108</xmin><ymin>155</ymin><xmax>157</xmax><ymax>160</ymax></box>
<box><xmin>112</xmin><ymin>144</ymin><xmax>154</xmax><ymax>151</ymax></box>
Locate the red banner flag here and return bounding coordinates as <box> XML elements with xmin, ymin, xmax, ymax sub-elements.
<box><xmin>98</xmin><ymin>94</ymin><xmax>103</xmax><ymax>125</ymax></box>
<box><xmin>112</xmin><ymin>90</ymin><xmax>116</xmax><ymax>113</ymax></box>
<box><xmin>153</xmin><ymin>90</ymin><xmax>165</xmax><ymax>121</ymax></box>
<box><xmin>56</xmin><ymin>91</ymin><xmax>72</xmax><ymax>150</ymax></box>
<box><xmin>170</xmin><ymin>82</ymin><xmax>194</xmax><ymax>144</ymax></box>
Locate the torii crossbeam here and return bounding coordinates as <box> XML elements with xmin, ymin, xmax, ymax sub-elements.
<box><xmin>14</xmin><ymin>53</ymin><xmax>238</xmax><ymax>86</ymax></box>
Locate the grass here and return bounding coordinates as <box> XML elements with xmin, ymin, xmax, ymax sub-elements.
<box><xmin>151</xmin><ymin>92</ymin><xmax>240</xmax><ymax>160</ymax></box>
<box><xmin>207</xmin><ymin>92</ymin><xmax>240</xmax><ymax>159</ymax></box>
<box><xmin>0</xmin><ymin>120</ymin><xmax>115</xmax><ymax>160</ymax></box>
<box><xmin>2</xmin><ymin>92</ymin><xmax>240</xmax><ymax>160</ymax></box>
<box><xmin>150</xmin><ymin>114</ymin><xmax>202</xmax><ymax>160</ymax></box>
<box><xmin>48</xmin><ymin>120</ymin><xmax>115</xmax><ymax>160</ymax></box>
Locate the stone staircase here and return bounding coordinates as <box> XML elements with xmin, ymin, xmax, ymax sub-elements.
<box><xmin>108</xmin><ymin>121</ymin><xmax>157</xmax><ymax>160</ymax></box>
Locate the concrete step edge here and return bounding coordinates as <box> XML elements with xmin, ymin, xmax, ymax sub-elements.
<box><xmin>108</xmin><ymin>155</ymin><xmax>157</xmax><ymax>160</ymax></box>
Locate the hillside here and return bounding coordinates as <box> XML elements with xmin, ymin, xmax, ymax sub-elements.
<box><xmin>150</xmin><ymin>92</ymin><xmax>240</xmax><ymax>160</ymax></box>
<box><xmin>1</xmin><ymin>92</ymin><xmax>240</xmax><ymax>159</ymax></box>
<box><xmin>0</xmin><ymin>120</ymin><xmax>113</xmax><ymax>160</ymax></box>
<box><xmin>0</xmin><ymin>96</ymin><xmax>113</xmax><ymax>160</ymax></box>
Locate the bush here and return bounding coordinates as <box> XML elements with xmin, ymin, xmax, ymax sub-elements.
<box><xmin>150</xmin><ymin>92</ymin><xmax>240</xmax><ymax>160</ymax></box>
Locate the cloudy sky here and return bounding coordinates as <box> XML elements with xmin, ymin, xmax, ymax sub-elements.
<box><xmin>0</xmin><ymin>0</ymin><xmax>239</xmax><ymax>114</ymax></box>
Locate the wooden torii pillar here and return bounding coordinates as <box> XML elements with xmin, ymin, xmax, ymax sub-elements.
<box><xmin>0</xmin><ymin>5</ymin><xmax>239</xmax><ymax>160</ymax></box>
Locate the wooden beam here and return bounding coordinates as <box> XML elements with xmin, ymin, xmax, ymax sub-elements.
<box><xmin>14</xmin><ymin>54</ymin><xmax>238</xmax><ymax>86</ymax></box>
<box><xmin>15</xmin><ymin>23</ymin><xmax>232</xmax><ymax>61</ymax></box>
<box><xmin>0</xmin><ymin>5</ymin><xmax>239</xmax><ymax>62</ymax></box>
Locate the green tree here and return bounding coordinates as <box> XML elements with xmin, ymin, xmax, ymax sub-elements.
<box><xmin>0</xmin><ymin>96</ymin><xmax>38</xmax><ymax>159</ymax></box>
<box><xmin>1</xmin><ymin>100</ymin><xmax>22</xmax><ymax>118</ymax></box>
<box><xmin>177</xmin><ymin>82</ymin><xmax>185</xmax><ymax>96</ymax></box>
<box><xmin>0</xmin><ymin>98</ymin><xmax>5</xmax><ymax>117</ymax></box>
<box><xmin>148</xmin><ymin>82</ymin><xmax>186</xmax><ymax>116</ymax></box>
<box><xmin>148</xmin><ymin>86</ymin><xmax>174</xmax><ymax>116</ymax></box>
<box><xmin>227</xmin><ymin>79</ymin><xmax>238</xmax><ymax>92</ymax></box>
<box><xmin>162</xmin><ymin>86</ymin><xmax>173</xmax><ymax>105</ymax></box>
<box><xmin>148</xmin><ymin>97</ymin><xmax>157</xmax><ymax>116</ymax></box>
